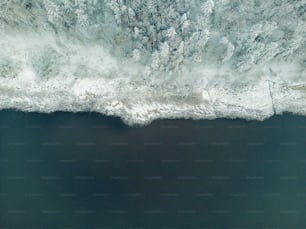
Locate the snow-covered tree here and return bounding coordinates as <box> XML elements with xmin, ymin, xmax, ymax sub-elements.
<box><xmin>0</xmin><ymin>0</ymin><xmax>305</xmax><ymax>76</ymax></box>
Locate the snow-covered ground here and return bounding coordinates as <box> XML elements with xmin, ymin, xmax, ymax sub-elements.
<box><xmin>0</xmin><ymin>0</ymin><xmax>305</xmax><ymax>125</ymax></box>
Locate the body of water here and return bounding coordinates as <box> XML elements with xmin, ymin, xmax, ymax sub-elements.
<box><xmin>0</xmin><ymin>110</ymin><xmax>306</xmax><ymax>228</ymax></box>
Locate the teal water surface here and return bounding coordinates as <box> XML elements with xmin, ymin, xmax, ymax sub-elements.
<box><xmin>0</xmin><ymin>110</ymin><xmax>306</xmax><ymax>228</ymax></box>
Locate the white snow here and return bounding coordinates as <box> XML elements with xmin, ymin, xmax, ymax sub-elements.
<box><xmin>0</xmin><ymin>0</ymin><xmax>305</xmax><ymax>125</ymax></box>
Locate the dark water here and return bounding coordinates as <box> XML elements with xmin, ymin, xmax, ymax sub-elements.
<box><xmin>0</xmin><ymin>110</ymin><xmax>306</xmax><ymax>229</ymax></box>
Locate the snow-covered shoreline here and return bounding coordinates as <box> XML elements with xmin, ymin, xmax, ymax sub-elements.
<box><xmin>1</xmin><ymin>79</ymin><xmax>305</xmax><ymax>126</ymax></box>
<box><xmin>0</xmin><ymin>37</ymin><xmax>306</xmax><ymax>125</ymax></box>
<box><xmin>0</xmin><ymin>1</ymin><xmax>305</xmax><ymax>125</ymax></box>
